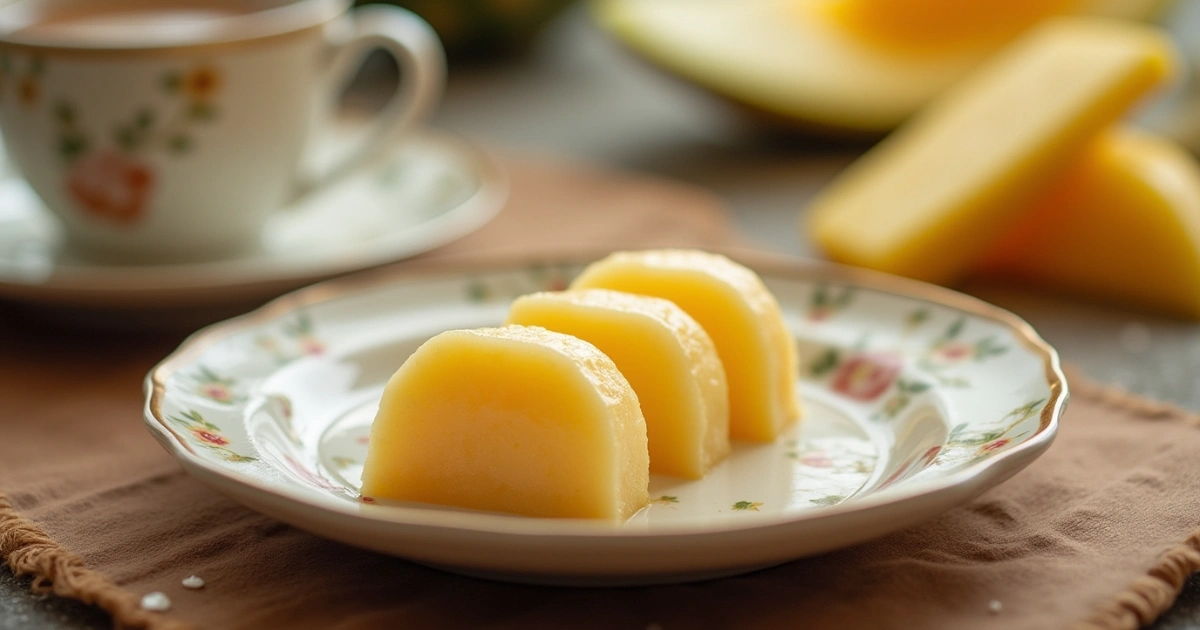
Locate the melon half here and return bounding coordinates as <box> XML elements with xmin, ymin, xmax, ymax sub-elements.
<box><xmin>980</xmin><ymin>128</ymin><xmax>1200</xmax><ymax>319</ymax></box>
<box><xmin>594</xmin><ymin>0</ymin><xmax>1168</xmax><ymax>134</ymax></box>
<box><xmin>360</xmin><ymin>326</ymin><xmax>649</xmax><ymax>520</ymax></box>
<box><xmin>571</xmin><ymin>250</ymin><xmax>800</xmax><ymax>442</ymax></box>
<box><xmin>507</xmin><ymin>289</ymin><xmax>730</xmax><ymax>479</ymax></box>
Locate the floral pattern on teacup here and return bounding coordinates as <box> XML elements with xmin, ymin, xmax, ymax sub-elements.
<box><xmin>0</xmin><ymin>54</ymin><xmax>44</xmax><ymax>107</ymax></box>
<box><xmin>65</xmin><ymin>151</ymin><xmax>154</xmax><ymax>225</ymax></box>
<box><xmin>47</xmin><ymin>63</ymin><xmax>223</xmax><ymax>226</ymax></box>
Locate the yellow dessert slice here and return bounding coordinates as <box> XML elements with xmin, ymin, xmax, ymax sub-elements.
<box><xmin>506</xmin><ymin>289</ymin><xmax>730</xmax><ymax>479</ymax></box>
<box><xmin>570</xmin><ymin>250</ymin><xmax>800</xmax><ymax>442</ymax></box>
<box><xmin>360</xmin><ymin>326</ymin><xmax>649</xmax><ymax>520</ymax></box>
<box><xmin>979</xmin><ymin>127</ymin><xmax>1200</xmax><ymax>319</ymax></box>
<box><xmin>593</xmin><ymin>0</ymin><xmax>1166</xmax><ymax>134</ymax></box>
<box><xmin>806</xmin><ymin>18</ymin><xmax>1177</xmax><ymax>285</ymax></box>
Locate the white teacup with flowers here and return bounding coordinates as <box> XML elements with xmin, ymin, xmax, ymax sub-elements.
<box><xmin>0</xmin><ymin>0</ymin><xmax>443</xmax><ymax>263</ymax></box>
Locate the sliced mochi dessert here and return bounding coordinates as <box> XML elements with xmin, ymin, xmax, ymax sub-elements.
<box><xmin>360</xmin><ymin>325</ymin><xmax>649</xmax><ymax>520</ymax></box>
<box><xmin>507</xmin><ymin>289</ymin><xmax>730</xmax><ymax>479</ymax></box>
<box><xmin>571</xmin><ymin>249</ymin><xmax>801</xmax><ymax>442</ymax></box>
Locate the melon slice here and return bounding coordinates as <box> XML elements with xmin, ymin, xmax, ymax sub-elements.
<box><xmin>979</xmin><ymin>127</ymin><xmax>1200</xmax><ymax>319</ymax></box>
<box><xmin>507</xmin><ymin>289</ymin><xmax>730</xmax><ymax>479</ymax></box>
<box><xmin>360</xmin><ymin>326</ymin><xmax>649</xmax><ymax>520</ymax></box>
<box><xmin>806</xmin><ymin>18</ymin><xmax>1177</xmax><ymax>285</ymax></box>
<box><xmin>593</xmin><ymin>0</ymin><xmax>1167</xmax><ymax>134</ymax></box>
<box><xmin>825</xmin><ymin>0</ymin><xmax>1077</xmax><ymax>52</ymax></box>
<box><xmin>570</xmin><ymin>250</ymin><xmax>800</xmax><ymax>442</ymax></box>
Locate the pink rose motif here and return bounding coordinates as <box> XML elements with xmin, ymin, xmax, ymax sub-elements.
<box><xmin>66</xmin><ymin>150</ymin><xmax>154</xmax><ymax>225</ymax></box>
<box><xmin>878</xmin><ymin>455</ymin><xmax>914</xmax><ymax>489</ymax></box>
<box><xmin>190</xmin><ymin>428</ymin><xmax>229</xmax><ymax>446</ymax></box>
<box><xmin>808</xmin><ymin>306</ymin><xmax>833</xmax><ymax>322</ymax></box>
<box><xmin>932</xmin><ymin>341</ymin><xmax>974</xmax><ymax>364</ymax></box>
<box><xmin>879</xmin><ymin>446</ymin><xmax>942</xmax><ymax>490</ymax></box>
<box><xmin>799</xmin><ymin>454</ymin><xmax>835</xmax><ymax>467</ymax></box>
<box><xmin>831</xmin><ymin>352</ymin><xmax>903</xmax><ymax>401</ymax></box>
<box><xmin>298</xmin><ymin>337</ymin><xmax>325</xmax><ymax>356</ymax></box>
<box><xmin>978</xmin><ymin>439</ymin><xmax>1011</xmax><ymax>454</ymax></box>
<box><xmin>199</xmin><ymin>383</ymin><xmax>233</xmax><ymax>403</ymax></box>
<box><xmin>271</xmin><ymin>395</ymin><xmax>293</xmax><ymax>420</ymax></box>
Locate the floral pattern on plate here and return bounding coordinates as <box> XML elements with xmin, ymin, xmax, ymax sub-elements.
<box><xmin>145</xmin><ymin>256</ymin><xmax>1064</xmax><ymax>582</ymax></box>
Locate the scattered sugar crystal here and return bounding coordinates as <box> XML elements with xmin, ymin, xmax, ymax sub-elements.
<box><xmin>182</xmin><ymin>575</ymin><xmax>206</xmax><ymax>589</ymax></box>
<box><xmin>141</xmin><ymin>592</ymin><xmax>172</xmax><ymax>612</ymax></box>
<box><xmin>988</xmin><ymin>600</ymin><xmax>1002</xmax><ymax>614</ymax></box>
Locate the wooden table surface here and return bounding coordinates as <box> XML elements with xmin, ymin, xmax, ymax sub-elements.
<box><xmin>5</xmin><ymin>4</ymin><xmax>1200</xmax><ymax>628</ymax></box>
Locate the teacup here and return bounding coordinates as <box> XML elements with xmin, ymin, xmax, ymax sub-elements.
<box><xmin>0</xmin><ymin>0</ymin><xmax>444</xmax><ymax>263</ymax></box>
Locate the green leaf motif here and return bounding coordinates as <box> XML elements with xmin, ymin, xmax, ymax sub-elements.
<box><xmin>811</xmin><ymin>285</ymin><xmax>829</xmax><ymax>308</ymax></box>
<box><xmin>135</xmin><ymin>109</ymin><xmax>155</xmax><ymax>130</ymax></box>
<box><xmin>975</xmin><ymin>336</ymin><xmax>1009</xmax><ymax>360</ymax></box>
<box><xmin>282</xmin><ymin>312</ymin><xmax>315</xmax><ymax>338</ymax></box>
<box><xmin>161</xmin><ymin>71</ymin><xmax>182</xmax><ymax>92</ymax></box>
<box><xmin>810</xmin><ymin>285</ymin><xmax>855</xmax><ymax>314</ymax></box>
<box><xmin>168</xmin><ymin>134</ymin><xmax>193</xmax><ymax>154</ymax></box>
<box><xmin>809</xmin><ymin>495</ymin><xmax>844</xmax><ymax>507</ymax></box>
<box><xmin>58</xmin><ymin>135</ymin><xmax>88</xmax><ymax>162</ymax></box>
<box><xmin>1005</xmin><ymin>399</ymin><xmax>1046</xmax><ymax>422</ymax></box>
<box><xmin>906</xmin><ymin>308</ymin><xmax>931</xmax><ymax>329</ymax></box>
<box><xmin>115</xmin><ymin>126</ymin><xmax>137</xmax><ymax>151</ymax></box>
<box><xmin>54</xmin><ymin>101</ymin><xmax>74</xmax><ymax>125</ymax></box>
<box><xmin>465</xmin><ymin>280</ymin><xmax>488</xmax><ymax>303</ymax></box>
<box><xmin>195</xmin><ymin>365</ymin><xmax>230</xmax><ymax>384</ymax></box>
<box><xmin>809</xmin><ymin>348</ymin><xmax>840</xmax><ymax>377</ymax></box>
<box><xmin>188</xmin><ymin>101</ymin><xmax>217</xmax><ymax>121</ymax></box>
<box><xmin>945</xmin><ymin>317</ymin><xmax>966</xmax><ymax>340</ymax></box>
<box><xmin>732</xmin><ymin>500</ymin><xmax>762</xmax><ymax>511</ymax></box>
<box><xmin>653</xmin><ymin>495</ymin><xmax>679</xmax><ymax>504</ymax></box>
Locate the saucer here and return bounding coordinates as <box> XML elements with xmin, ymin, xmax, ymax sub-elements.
<box><xmin>0</xmin><ymin>128</ymin><xmax>506</xmax><ymax>314</ymax></box>
<box><xmin>145</xmin><ymin>253</ymin><xmax>1065</xmax><ymax>585</ymax></box>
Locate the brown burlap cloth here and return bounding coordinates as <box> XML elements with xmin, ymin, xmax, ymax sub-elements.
<box><xmin>3</xmin><ymin>156</ymin><xmax>1200</xmax><ymax>630</ymax></box>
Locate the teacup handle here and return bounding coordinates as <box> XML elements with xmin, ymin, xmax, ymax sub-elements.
<box><xmin>293</xmin><ymin>5</ymin><xmax>445</xmax><ymax>199</ymax></box>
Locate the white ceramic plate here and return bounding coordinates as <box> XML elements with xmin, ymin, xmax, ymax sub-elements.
<box><xmin>0</xmin><ymin>128</ymin><xmax>505</xmax><ymax>311</ymax></box>
<box><xmin>144</xmin><ymin>253</ymin><xmax>1065</xmax><ymax>585</ymax></box>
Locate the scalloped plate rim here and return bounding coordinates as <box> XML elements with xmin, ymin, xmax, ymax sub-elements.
<box><xmin>143</xmin><ymin>251</ymin><xmax>1066</xmax><ymax>576</ymax></box>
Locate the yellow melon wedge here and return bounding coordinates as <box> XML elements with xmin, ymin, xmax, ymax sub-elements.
<box><xmin>570</xmin><ymin>250</ymin><xmax>800</xmax><ymax>442</ymax></box>
<box><xmin>507</xmin><ymin>289</ymin><xmax>730</xmax><ymax>479</ymax></box>
<box><xmin>593</xmin><ymin>0</ymin><xmax>1167</xmax><ymax>134</ymax></box>
<box><xmin>807</xmin><ymin>18</ymin><xmax>1177</xmax><ymax>285</ymax></box>
<box><xmin>360</xmin><ymin>326</ymin><xmax>649</xmax><ymax>520</ymax></box>
<box><xmin>825</xmin><ymin>0</ymin><xmax>1078</xmax><ymax>53</ymax></box>
<box><xmin>979</xmin><ymin>127</ymin><xmax>1200</xmax><ymax>319</ymax></box>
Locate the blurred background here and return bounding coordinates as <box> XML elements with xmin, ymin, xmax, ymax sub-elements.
<box><xmin>352</xmin><ymin>0</ymin><xmax>1200</xmax><ymax>408</ymax></box>
<box><xmin>349</xmin><ymin>0</ymin><xmax>1200</xmax><ymax>255</ymax></box>
<box><xmin>8</xmin><ymin>1</ymin><xmax>1200</xmax><ymax>627</ymax></box>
